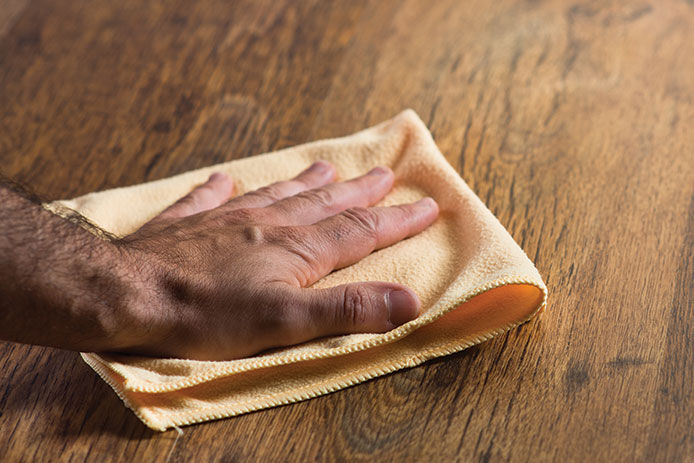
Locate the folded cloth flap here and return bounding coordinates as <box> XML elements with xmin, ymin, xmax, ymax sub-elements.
<box><xmin>48</xmin><ymin>109</ymin><xmax>547</xmax><ymax>431</ymax></box>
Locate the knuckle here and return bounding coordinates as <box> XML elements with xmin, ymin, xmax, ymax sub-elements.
<box><xmin>298</xmin><ymin>187</ymin><xmax>335</xmax><ymax>208</ymax></box>
<box><xmin>270</xmin><ymin>227</ymin><xmax>321</xmax><ymax>271</ymax></box>
<box><xmin>340</xmin><ymin>285</ymin><xmax>373</xmax><ymax>328</ymax></box>
<box><xmin>340</xmin><ymin>285</ymin><xmax>374</xmax><ymax>327</ymax></box>
<box><xmin>341</xmin><ymin>207</ymin><xmax>379</xmax><ymax>239</ymax></box>
<box><xmin>249</xmin><ymin>184</ymin><xmax>283</xmax><ymax>202</ymax></box>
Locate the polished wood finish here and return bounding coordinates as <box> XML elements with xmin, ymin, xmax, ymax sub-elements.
<box><xmin>1</xmin><ymin>1</ymin><xmax>692</xmax><ymax>461</ymax></box>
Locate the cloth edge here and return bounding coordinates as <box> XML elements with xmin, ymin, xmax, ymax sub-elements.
<box><xmin>83</xmin><ymin>277</ymin><xmax>547</xmax><ymax>431</ymax></box>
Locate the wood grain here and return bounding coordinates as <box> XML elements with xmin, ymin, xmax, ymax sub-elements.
<box><xmin>0</xmin><ymin>0</ymin><xmax>692</xmax><ymax>461</ymax></box>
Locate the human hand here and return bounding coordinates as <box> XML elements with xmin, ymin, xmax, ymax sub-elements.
<box><xmin>117</xmin><ymin>161</ymin><xmax>438</xmax><ymax>360</ymax></box>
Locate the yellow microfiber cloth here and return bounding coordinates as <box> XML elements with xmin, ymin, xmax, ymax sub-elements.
<box><xmin>47</xmin><ymin>109</ymin><xmax>547</xmax><ymax>431</ymax></box>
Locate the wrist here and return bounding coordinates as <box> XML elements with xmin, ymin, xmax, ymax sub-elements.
<box><xmin>100</xmin><ymin>242</ymin><xmax>168</xmax><ymax>353</ymax></box>
<box><xmin>106</xmin><ymin>240</ymin><xmax>195</xmax><ymax>357</ymax></box>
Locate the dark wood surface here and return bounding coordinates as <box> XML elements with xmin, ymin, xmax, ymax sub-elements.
<box><xmin>1</xmin><ymin>1</ymin><xmax>692</xmax><ymax>461</ymax></box>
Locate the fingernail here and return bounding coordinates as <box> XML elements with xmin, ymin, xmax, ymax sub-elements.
<box><xmin>368</xmin><ymin>166</ymin><xmax>391</xmax><ymax>176</ymax></box>
<box><xmin>386</xmin><ymin>290</ymin><xmax>419</xmax><ymax>326</ymax></box>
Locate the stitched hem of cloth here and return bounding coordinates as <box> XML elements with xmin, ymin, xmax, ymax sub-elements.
<box><xmin>81</xmin><ymin>277</ymin><xmax>547</xmax><ymax>431</ymax></box>
<box><xmin>83</xmin><ymin>275</ymin><xmax>545</xmax><ymax>393</ymax></box>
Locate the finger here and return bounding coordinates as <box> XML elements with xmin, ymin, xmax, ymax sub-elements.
<box><xmin>301</xmin><ymin>198</ymin><xmax>439</xmax><ymax>281</ymax></box>
<box><xmin>262</xmin><ymin>166</ymin><xmax>394</xmax><ymax>226</ymax></box>
<box><xmin>281</xmin><ymin>282</ymin><xmax>421</xmax><ymax>342</ymax></box>
<box><xmin>226</xmin><ymin>160</ymin><xmax>336</xmax><ymax>210</ymax></box>
<box><xmin>154</xmin><ymin>172</ymin><xmax>234</xmax><ymax>221</ymax></box>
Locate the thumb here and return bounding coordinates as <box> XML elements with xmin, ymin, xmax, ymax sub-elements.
<box><xmin>295</xmin><ymin>282</ymin><xmax>421</xmax><ymax>339</ymax></box>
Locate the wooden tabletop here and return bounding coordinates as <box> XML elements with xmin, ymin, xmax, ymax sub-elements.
<box><xmin>1</xmin><ymin>1</ymin><xmax>692</xmax><ymax>461</ymax></box>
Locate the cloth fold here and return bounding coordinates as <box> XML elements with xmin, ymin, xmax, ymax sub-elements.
<box><xmin>47</xmin><ymin>109</ymin><xmax>547</xmax><ymax>431</ymax></box>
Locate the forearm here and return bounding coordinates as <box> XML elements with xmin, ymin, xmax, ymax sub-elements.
<box><xmin>0</xmin><ymin>184</ymin><xmax>148</xmax><ymax>352</ymax></box>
